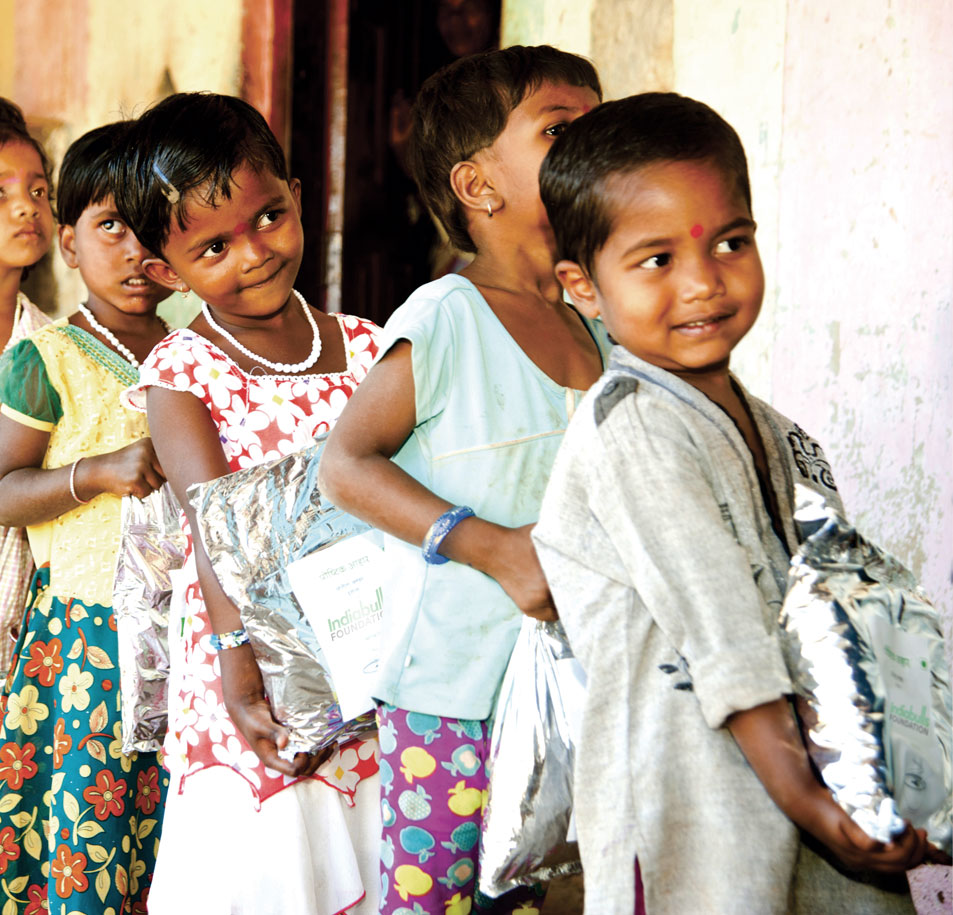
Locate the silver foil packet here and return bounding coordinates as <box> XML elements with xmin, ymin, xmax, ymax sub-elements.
<box><xmin>114</xmin><ymin>483</ymin><xmax>186</xmax><ymax>753</ymax></box>
<box><xmin>479</xmin><ymin>618</ymin><xmax>585</xmax><ymax>897</ymax></box>
<box><xmin>188</xmin><ymin>437</ymin><xmax>376</xmax><ymax>758</ymax></box>
<box><xmin>780</xmin><ymin>484</ymin><xmax>951</xmax><ymax>853</ymax></box>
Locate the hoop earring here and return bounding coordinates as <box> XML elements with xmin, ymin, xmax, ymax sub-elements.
<box><xmin>486</xmin><ymin>202</ymin><xmax>493</xmax><ymax>218</ymax></box>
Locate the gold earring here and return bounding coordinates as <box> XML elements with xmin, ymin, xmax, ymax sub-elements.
<box><xmin>486</xmin><ymin>201</ymin><xmax>493</xmax><ymax>218</ymax></box>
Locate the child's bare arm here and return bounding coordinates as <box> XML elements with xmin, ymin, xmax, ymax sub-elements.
<box><xmin>147</xmin><ymin>386</ymin><xmax>327</xmax><ymax>777</ymax></box>
<box><xmin>0</xmin><ymin>414</ymin><xmax>164</xmax><ymax>527</ymax></box>
<box><xmin>727</xmin><ymin>697</ymin><xmax>929</xmax><ymax>872</ymax></box>
<box><xmin>319</xmin><ymin>341</ymin><xmax>555</xmax><ymax>619</ymax></box>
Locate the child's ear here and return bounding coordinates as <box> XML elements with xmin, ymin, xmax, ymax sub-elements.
<box><xmin>555</xmin><ymin>260</ymin><xmax>600</xmax><ymax>319</ymax></box>
<box><xmin>449</xmin><ymin>160</ymin><xmax>500</xmax><ymax>217</ymax></box>
<box><xmin>289</xmin><ymin>177</ymin><xmax>302</xmax><ymax>214</ymax></box>
<box><xmin>143</xmin><ymin>258</ymin><xmax>190</xmax><ymax>294</ymax></box>
<box><xmin>58</xmin><ymin>224</ymin><xmax>79</xmax><ymax>269</ymax></box>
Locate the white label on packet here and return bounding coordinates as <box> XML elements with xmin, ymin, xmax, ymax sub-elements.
<box><xmin>867</xmin><ymin>617</ymin><xmax>945</xmax><ymax>828</ymax></box>
<box><xmin>287</xmin><ymin>531</ymin><xmax>385</xmax><ymax>722</ymax></box>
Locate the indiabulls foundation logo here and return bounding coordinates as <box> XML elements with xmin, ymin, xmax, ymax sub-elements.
<box><xmin>889</xmin><ymin>703</ymin><xmax>930</xmax><ymax>736</ymax></box>
<box><xmin>328</xmin><ymin>587</ymin><xmax>383</xmax><ymax>640</ymax></box>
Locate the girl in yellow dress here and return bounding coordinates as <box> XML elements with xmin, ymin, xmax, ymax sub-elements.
<box><xmin>0</xmin><ymin>121</ymin><xmax>171</xmax><ymax>915</ymax></box>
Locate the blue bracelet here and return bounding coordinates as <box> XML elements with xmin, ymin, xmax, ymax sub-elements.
<box><xmin>422</xmin><ymin>505</ymin><xmax>475</xmax><ymax>565</ymax></box>
<box><xmin>208</xmin><ymin>628</ymin><xmax>250</xmax><ymax>651</ymax></box>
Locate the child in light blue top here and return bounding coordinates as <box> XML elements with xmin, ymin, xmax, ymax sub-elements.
<box><xmin>370</xmin><ymin>271</ymin><xmax>607</xmax><ymax>718</ymax></box>
<box><xmin>321</xmin><ymin>46</ymin><xmax>607</xmax><ymax>914</ymax></box>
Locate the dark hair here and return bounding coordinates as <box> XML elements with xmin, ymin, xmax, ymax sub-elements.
<box><xmin>409</xmin><ymin>45</ymin><xmax>601</xmax><ymax>253</ymax></box>
<box><xmin>540</xmin><ymin>92</ymin><xmax>752</xmax><ymax>274</ymax></box>
<box><xmin>57</xmin><ymin>121</ymin><xmax>133</xmax><ymax>227</ymax></box>
<box><xmin>0</xmin><ymin>97</ymin><xmax>54</xmax><ymax>189</ymax></box>
<box><xmin>113</xmin><ymin>92</ymin><xmax>288</xmax><ymax>255</ymax></box>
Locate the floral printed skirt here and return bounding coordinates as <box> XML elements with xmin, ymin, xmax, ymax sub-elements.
<box><xmin>0</xmin><ymin>566</ymin><xmax>166</xmax><ymax>914</ymax></box>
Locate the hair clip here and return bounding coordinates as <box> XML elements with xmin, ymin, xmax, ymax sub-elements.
<box><xmin>152</xmin><ymin>161</ymin><xmax>181</xmax><ymax>205</ymax></box>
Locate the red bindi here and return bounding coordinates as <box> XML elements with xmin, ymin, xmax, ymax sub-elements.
<box><xmin>232</xmin><ymin>222</ymin><xmax>250</xmax><ymax>236</ymax></box>
<box><xmin>690</xmin><ymin>224</ymin><xmax>704</xmax><ymax>238</ymax></box>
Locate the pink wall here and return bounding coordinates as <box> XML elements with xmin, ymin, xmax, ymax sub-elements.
<box><xmin>12</xmin><ymin>1</ymin><xmax>88</xmax><ymax>121</ymax></box>
<box><xmin>773</xmin><ymin>2</ymin><xmax>952</xmax><ymax>623</ymax></box>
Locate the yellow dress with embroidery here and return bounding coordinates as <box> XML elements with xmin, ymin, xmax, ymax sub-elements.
<box><xmin>0</xmin><ymin>319</ymin><xmax>165</xmax><ymax>915</ymax></box>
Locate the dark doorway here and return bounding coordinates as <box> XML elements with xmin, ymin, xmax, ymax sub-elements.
<box><xmin>290</xmin><ymin>2</ymin><xmax>332</xmax><ymax>311</ymax></box>
<box><xmin>291</xmin><ymin>0</ymin><xmax>500</xmax><ymax>326</ymax></box>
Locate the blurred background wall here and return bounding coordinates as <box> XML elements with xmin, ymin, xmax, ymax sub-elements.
<box><xmin>0</xmin><ymin>0</ymin><xmax>249</xmax><ymax>325</ymax></box>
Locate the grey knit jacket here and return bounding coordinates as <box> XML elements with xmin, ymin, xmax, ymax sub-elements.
<box><xmin>533</xmin><ymin>347</ymin><xmax>913</xmax><ymax>915</ymax></box>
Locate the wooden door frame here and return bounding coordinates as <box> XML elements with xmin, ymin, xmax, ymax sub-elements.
<box><xmin>241</xmin><ymin>0</ymin><xmax>346</xmax><ymax>313</ymax></box>
<box><xmin>241</xmin><ymin>0</ymin><xmax>295</xmax><ymax>154</ymax></box>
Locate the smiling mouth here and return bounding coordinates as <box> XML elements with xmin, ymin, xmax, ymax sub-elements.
<box><xmin>675</xmin><ymin>312</ymin><xmax>734</xmax><ymax>332</ymax></box>
<box><xmin>122</xmin><ymin>276</ymin><xmax>155</xmax><ymax>290</ymax></box>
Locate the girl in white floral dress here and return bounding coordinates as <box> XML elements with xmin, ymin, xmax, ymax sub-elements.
<box><xmin>118</xmin><ymin>93</ymin><xmax>381</xmax><ymax>914</ymax></box>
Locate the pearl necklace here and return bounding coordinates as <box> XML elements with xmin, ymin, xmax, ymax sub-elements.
<box><xmin>77</xmin><ymin>302</ymin><xmax>170</xmax><ymax>369</ymax></box>
<box><xmin>201</xmin><ymin>289</ymin><xmax>322</xmax><ymax>374</ymax></box>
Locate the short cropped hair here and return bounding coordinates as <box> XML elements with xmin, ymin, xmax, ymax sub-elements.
<box><xmin>409</xmin><ymin>45</ymin><xmax>601</xmax><ymax>253</ymax></box>
<box><xmin>57</xmin><ymin>121</ymin><xmax>132</xmax><ymax>227</ymax></box>
<box><xmin>114</xmin><ymin>92</ymin><xmax>288</xmax><ymax>256</ymax></box>
<box><xmin>540</xmin><ymin>92</ymin><xmax>752</xmax><ymax>274</ymax></box>
<box><xmin>0</xmin><ymin>97</ymin><xmax>54</xmax><ymax>190</ymax></box>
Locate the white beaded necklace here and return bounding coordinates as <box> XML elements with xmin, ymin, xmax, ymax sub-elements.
<box><xmin>201</xmin><ymin>289</ymin><xmax>322</xmax><ymax>374</ymax></box>
<box><xmin>77</xmin><ymin>302</ymin><xmax>170</xmax><ymax>369</ymax></box>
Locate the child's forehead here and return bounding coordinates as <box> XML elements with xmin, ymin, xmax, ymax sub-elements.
<box><xmin>78</xmin><ymin>194</ymin><xmax>119</xmax><ymax>217</ymax></box>
<box><xmin>509</xmin><ymin>80</ymin><xmax>598</xmax><ymax>121</ymax></box>
<box><xmin>602</xmin><ymin>159</ymin><xmax>749</xmax><ymax>219</ymax></box>
<box><xmin>168</xmin><ymin>165</ymin><xmax>289</xmax><ymax>241</ymax></box>
<box><xmin>0</xmin><ymin>139</ymin><xmax>45</xmax><ymax>175</ymax></box>
<box><xmin>175</xmin><ymin>167</ymin><xmax>270</xmax><ymax>217</ymax></box>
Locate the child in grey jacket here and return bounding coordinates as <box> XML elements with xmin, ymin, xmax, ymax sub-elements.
<box><xmin>532</xmin><ymin>93</ymin><xmax>942</xmax><ymax>914</ymax></box>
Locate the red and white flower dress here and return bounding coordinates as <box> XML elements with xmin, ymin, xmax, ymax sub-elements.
<box><xmin>124</xmin><ymin>313</ymin><xmax>381</xmax><ymax>915</ymax></box>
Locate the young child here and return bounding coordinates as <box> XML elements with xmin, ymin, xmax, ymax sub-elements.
<box><xmin>0</xmin><ymin>120</ymin><xmax>172</xmax><ymax>914</ymax></box>
<box><xmin>0</xmin><ymin>99</ymin><xmax>53</xmax><ymax>678</ymax></box>
<box><xmin>115</xmin><ymin>92</ymin><xmax>382</xmax><ymax>915</ymax></box>
<box><xmin>532</xmin><ymin>92</ymin><xmax>936</xmax><ymax>914</ymax></box>
<box><xmin>319</xmin><ymin>46</ymin><xmax>607</xmax><ymax>913</ymax></box>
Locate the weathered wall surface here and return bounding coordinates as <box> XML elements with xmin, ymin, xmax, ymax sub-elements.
<box><xmin>771</xmin><ymin>3</ymin><xmax>952</xmax><ymax>638</ymax></box>
<box><xmin>0</xmin><ymin>0</ymin><xmax>244</xmax><ymax>319</ymax></box>
<box><xmin>504</xmin><ymin>0</ymin><xmax>953</xmax><ymax>627</ymax></box>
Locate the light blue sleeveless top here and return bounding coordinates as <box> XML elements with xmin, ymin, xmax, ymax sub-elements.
<box><xmin>372</xmin><ymin>273</ymin><xmax>611</xmax><ymax>719</ymax></box>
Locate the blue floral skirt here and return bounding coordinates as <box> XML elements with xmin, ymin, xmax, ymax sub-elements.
<box><xmin>0</xmin><ymin>566</ymin><xmax>166</xmax><ymax>914</ymax></box>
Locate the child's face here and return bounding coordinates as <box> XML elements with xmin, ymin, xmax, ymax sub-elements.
<box><xmin>474</xmin><ymin>80</ymin><xmax>600</xmax><ymax>237</ymax></box>
<box><xmin>146</xmin><ymin>164</ymin><xmax>304</xmax><ymax>318</ymax></box>
<box><xmin>561</xmin><ymin>159</ymin><xmax>764</xmax><ymax>376</ymax></box>
<box><xmin>0</xmin><ymin>140</ymin><xmax>54</xmax><ymax>271</ymax></box>
<box><xmin>58</xmin><ymin>194</ymin><xmax>171</xmax><ymax>315</ymax></box>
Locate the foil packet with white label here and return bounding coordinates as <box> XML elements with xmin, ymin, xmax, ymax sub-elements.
<box><xmin>780</xmin><ymin>484</ymin><xmax>951</xmax><ymax>854</ymax></box>
<box><xmin>114</xmin><ymin>483</ymin><xmax>186</xmax><ymax>753</ymax></box>
<box><xmin>188</xmin><ymin>436</ymin><xmax>376</xmax><ymax>758</ymax></box>
<box><xmin>479</xmin><ymin>618</ymin><xmax>586</xmax><ymax>897</ymax></box>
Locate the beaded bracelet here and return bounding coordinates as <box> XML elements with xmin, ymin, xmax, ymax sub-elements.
<box><xmin>69</xmin><ymin>459</ymin><xmax>90</xmax><ymax>505</ymax></box>
<box><xmin>422</xmin><ymin>505</ymin><xmax>475</xmax><ymax>565</ymax></box>
<box><xmin>208</xmin><ymin>628</ymin><xmax>251</xmax><ymax>651</ymax></box>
